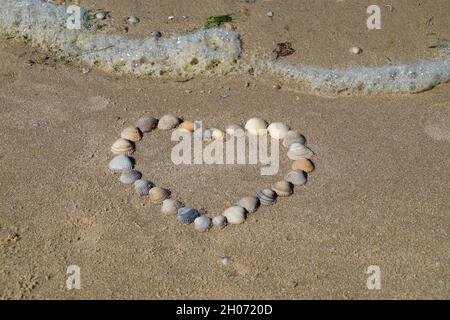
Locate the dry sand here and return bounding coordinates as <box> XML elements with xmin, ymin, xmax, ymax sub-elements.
<box><xmin>0</xmin><ymin>0</ymin><xmax>449</xmax><ymax>299</ymax></box>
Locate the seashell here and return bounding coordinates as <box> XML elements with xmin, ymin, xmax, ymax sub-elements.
<box><xmin>111</xmin><ymin>138</ymin><xmax>135</xmax><ymax>156</ymax></box>
<box><xmin>283</xmin><ymin>131</ymin><xmax>306</xmax><ymax>148</ymax></box>
<box><xmin>108</xmin><ymin>154</ymin><xmax>133</xmax><ymax>172</ymax></box>
<box><xmin>177</xmin><ymin>207</ymin><xmax>200</xmax><ymax>224</ymax></box>
<box><xmin>285</xmin><ymin>170</ymin><xmax>307</xmax><ymax>186</ymax></box>
<box><xmin>161</xmin><ymin>199</ymin><xmax>183</xmax><ymax>215</ymax></box>
<box><xmin>245</xmin><ymin>118</ymin><xmax>268</xmax><ymax>135</ymax></box>
<box><xmin>256</xmin><ymin>189</ymin><xmax>277</xmax><ymax>205</ymax></box>
<box><xmin>212</xmin><ymin>215</ymin><xmax>227</xmax><ymax>228</ymax></box>
<box><xmin>158</xmin><ymin>114</ymin><xmax>181</xmax><ymax>130</ymax></box>
<box><xmin>203</xmin><ymin>128</ymin><xmax>213</xmax><ymax>141</ymax></box>
<box><xmin>177</xmin><ymin>120</ymin><xmax>195</xmax><ymax>132</ymax></box>
<box><xmin>238</xmin><ymin>196</ymin><xmax>260</xmax><ymax>213</ymax></box>
<box><xmin>127</xmin><ymin>16</ymin><xmax>140</xmax><ymax>24</ymax></box>
<box><xmin>120</xmin><ymin>170</ymin><xmax>142</xmax><ymax>184</ymax></box>
<box><xmin>222</xmin><ymin>206</ymin><xmax>246</xmax><ymax>224</ymax></box>
<box><xmin>272</xmin><ymin>180</ymin><xmax>293</xmax><ymax>197</ymax></box>
<box><xmin>226</xmin><ymin>124</ymin><xmax>245</xmax><ymax>137</ymax></box>
<box><xmin>148</xmin><ymin>187</ymin><xmax>170</xmax><ymax>204</ymax></box>
<box><xmin>287</xmin><ymin>143</ymin><xmax>314</xmax><ymax>160</ymax></box>
<box><xmin>134</xmin><ymin>179</ymin><xmax>153</xmax><ymax>196</ymax></box>
<box><xmin>95</xmin><ymin>12</ymin><xmax>106</xmax><ymax>20</ymax></box>
<box><xmin>136</xmin><ymin>116</ymin><xmax>158</xmax><ymax>133</ymax></box>
<box><xmin>121</xmin><ymin>127</ymin><xmax>142</xmax><ymax>142</ymax></box>
<box><xmin>194</xmin><ymin>216</ymin><xmax>212</xmax><ymax>232</ymax></box>
<box><xmin>350</xmin><ymin>46</ymin><xmax>362</xmax><ymax>54</ymax></box>
<box><xmin>267</xmin><ymin>122</ymin><xmax>290</xmax><ymax>140</ymax></box>
<box><xmin>291</xmin><ymin>159</ymin><xmax>314</xmax><ymax>173</ymax></box>
<box><xmin>211</xmin><ymin>128</ymin><xmax>226</xmax><ymax>141</ymax></box>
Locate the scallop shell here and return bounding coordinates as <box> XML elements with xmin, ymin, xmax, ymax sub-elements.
<box><xmin>178</xmin><ymin>120</ymin><xmax>195</xmax><ymax>132</ymax></box>
<box><xmin>285</xmin><ymin>170</ymin><xmax>307</xmax><ymax>186</ymax></box>
<box><xmin>211</xmin><ymin>128</ymin><xmax>226</xmax><ymax>141</ymax></box>
<box><xmin>245</xmin><ymin>118</ymin><xmax>268</xmax><ymax>135</ymax></box>
<box><xmin>134</xmin><ymin>179</ymin><xmax>153</xmax><ymax>196</ymax></box>
<box><xmin>177</xmin><ymin>207</ymin><xmax>200</xmax><ymax>224</ymax></box>
<box><xmin>222</xmin><ymin>206</ymin><xmax>246</xmax><ymax>224</ymax></box>
<box><xmin>267</xmin><ymin>122</ymin><xmax>290</xmax><ymax>140</ymax></box>
<box><xmin>238</xmin><ymin>196</ymin><xmax>260</xmax><ymax>213</ymax></box>
<box><xmin>161</xmin><ymin>199</ymin><xmax>183</xmax><ymax>215</ymax></box>
<box><xmin>121</xmin><ymin>127</ymin><xmax>142</xmax><ymax>142</ymax></box>
<box><xmin>256</xmin><ymin>188</ymin><xmax>277</xmax><ymax>205</ymax></box>
<box><xmin>226</xmin><ymin>124</ymin><xmax>245</xmax><ymax>137</ymax></box>
<box><xmin>158</xmin><ymin>114</ymin><xmax>181</xmax><ymax>130</ymax></box>
<box><xmin>194</xmin><ymin>216</ymin><xmax>212</xmax><ymax>232</ymax></box>
<box><xmin>108</xmin><ymin>154</ymin><xmax>133</xmax><ymax>172</ymax></box>
<box><xmin>120</xmin><ymin>170</ymin><xmax>142</xmax><ymax>184</ymax></box>
<box><xmin>111</xmin><ymin>138</ymin><xmax>135</xmax><ymax>156</ymax></box>
<box><xmin>136</xmin><ymin>116</ymin><xmax>158</xmax><ymax>133</ymax></box>
<box><xmin>272</xmin><ymin>180</ymin><xmax>293</xmax><ymax>197</ymax></box>
<box><xmin>287</xmin><ymin>143</ymin><xmax>314</xmax><ymax>160</ymax></box>
<box><xmin>283</xmin><ymin>131</ymin><xmax>306</xmax><ymax>148</ymax></box>
<box><xmin>292</xmin><ymin>159</ymin><xmax>315</xmax><ymax>173</ymax></box>
<box><xmin>212</xmin><ymin>215</ymin><xmax>227</xmax><ymax>228</ymax></box>
<box><xmin>149</xmin><ymin>187</ymin><xmax>170</xmax><ymax>204</ymax></box>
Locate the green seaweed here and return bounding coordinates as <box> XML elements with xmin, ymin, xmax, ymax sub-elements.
<box><xmin>204</xmin><ymin>14</ymin><xmax>233</xmax><ymax>29</ymax></box>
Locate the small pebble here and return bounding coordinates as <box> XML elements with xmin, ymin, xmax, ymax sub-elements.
<box><xmin>127</xmin><ymin>16</ymin><xmax>140</xmax><ymax>24</ymax></box>
<box><xmin>81</xmin><ymin>67</ymin><xmax>90</xmax><ymax>74</ymax></box>
<box><xmin>25</xmin><ymin>59</ymin><xmax>35</xmax><ymax>66</ymax></box>
<box><xmin>95</xmin><ymin>12</ymin><xmax>106</xmax><ymax>20</ymax></box>
<box><xmin>350</xmin><ymin>46</ymin><xmax>362</xmax><ymax>54</ymax></box>
<box><xmin>266</xmin><ymin>11</ymin><xmax>274</xmax><ymax>17</ymax></box>
<box><xmin>151</xmin><ymin>30</ymin><xmax>162</xmax><ymax>38</ymax></box>
<box><xmin>168</xmin><ymin>16</ymin><xmax>175</xmax><ymax>20</ymax></box>
<box><xmin>31</xmin><ymin>122</ymin><xmax>40</xmax><ymax>128</ymax></box>
<box><xmin>273</xmin><ymin>84</ymin><xmax>281</xmax><ymax>90</ymax></box>
<box><xmin>220</xmin><ymin>257</ymin><xmax>232</xmax><ymax>266</ymax></box>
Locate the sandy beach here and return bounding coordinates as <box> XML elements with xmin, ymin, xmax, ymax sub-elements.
<box><xmin>0</xmin><ymin>0</ymin><xmax>449</xmax><ymax>299</ymax></box>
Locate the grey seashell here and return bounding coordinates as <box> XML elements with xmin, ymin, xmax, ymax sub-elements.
<box><xmin>194</xmin><ymin>216</ymin><xmax>212</xmax><ymax>232</ymax></box>
<box><xmin>149</xmin><ymin>187</ymin><xmax>170</xmax><ymax>204</ymax></box>
<box><xmin>283</xmin><ymin>131</ymin><xmax>306</xmax><ymax>148</ymax></box>
<box><xmin>134</xmin><ymin>179</ymin><xmax>153</xmax><ymax>196</ymax></box>
<box><xmin>238</xmin><ymin>196</ymin><xmax>260</xmax><ymax>213</ymax></box>
<box><xmin>161</xmin><ymin>199</ymin><xmax>182</xmax><ymax>215</ymax></box>
<box><xmin>212</xmin><ymin>215</ymin><xmax>227</xmax><ymax>228</ymax></box>
<box><xmin>136</xmin><ymin>116</ymin><xmax>158</xmax><ymax>133</ymax></box>
<box><xmin>177</xmin><ymin>207</ymin><xmax>200</xmax><ymax>224</ymax></box>
<box><xmin>222</xmin><ymin>206</ymin><xmax>246</xmax><ymax>224</ymax></box>
<box><xmin>226</xmin><ymin>124</ymin><xmax>245</xmax><ymax>137</ymax></box>
<box><xmin>203</xmin><ymin>128</ymin><xmax>213</xmax><ymax>141</ymax></box>
<box><xmin>127</xmin><ymin>16</ymin><xmax>140</xmax><ymax>24</ymax></box>
<box><xmin>256</xmin><ymin>188</ymin><xmax>277</xmax><ymax>205</ymax></box>
<box><xmin>108</xmin><ymin>155</ymin><xmax>133</xmax><ymax>172</ymax></box>
<box><xmin>285</xmin><ymin>170</ymin><xmax>307</xmax><ymax>186</ymax></box>
<box><xmin>157</xmin><ymin>114</ymin><xmax>180</xmax><ymax>130</ymax></box>
<box><xmin>120</xmin><ymin>170</ymin><xmax>142</xmax><ymax>184</ymax></box>
<box><xmin>287</xmin><ymin>143</ymin><xmax>314</xmax><ymax>160</ymax></box>
<box><xmin>272</xmin><ymin>180</ymin><xmax>293</xmax><ymax>197</ymax></box>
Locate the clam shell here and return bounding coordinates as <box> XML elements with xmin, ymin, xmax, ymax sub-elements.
<box><xmin>120</xmin><ymin>170</ymin><xmax>142</xmax><ymax>184</ymax></box>
<box><xmin>212</xmin><ymin>215</ymin><xmax>227</xmax><ymax>228</ymax></box>
<box><xmin>283</xmin><ymin>131</ymin><xmax>306</xmax><ymax>148</ymax></box>
<box><xmin>111</xmin><ymin>138</ymin><xmax>135</xmax><ymax>156</ymax></box>
<box><xmin>108</xmin><ymin>154</ymin><xmax>133</xmax><ymax>172</ymax></box>
<box><xmin>238</xmin><ymin>196</ymin><xmax>260</xmax><ymax>213</ymax></box>
<box><xmin>211</xmin><ymin>128</ymin><xmax>226</xmax><ymax>141</ymax></box>
<box><xmin>161</xmin><ymin>199</ymin><xmax>183</xmax><ymax>215</ymax></box>
<box><xmin>292</xmin><ymin>159</ymin><xmax>314</xmax><ymax>173</ymax></box>
<box><xmin>226</xmin><ymin>124</ymin><xmax>245</xmax><ymax>137</ymax></box>
<box><xmin>222</xmin><ymin>206</ymin><xmax>246</xmax><ymax>224</ymax></box>
<box><xmin>177</xmin><ymin>207</ymin><xmax>200</xmax><ymax>224</ymax></box>
<box><xmin>256</xmin><ymin>188</ymin><xmax>277</xmax><ymax>205</ymax></box>
<box><xmin>245</xmin><ymin>118</ymin><xmax>268</xmax><ymax>135</ymax></box>
<box><xmin>121</xmin><ymin>127</ymin><xmax>142</xmax><ymax>142</ymax></box>
<box><xmin>285</xmin><ymin>170</ymin><xmax>307</xmax><ymax>186</ymax></box>
<box><xmin>149</xmin><ymin>187</ymin><xmax>170</xmax><ymax>204</ymax></box>
<box><xmin>267</xmin><ymin>122</ymin><xmax>290</xmax><ymax>140</ymax></box>
<box><xmin>287</xmin><ymin>143</ymin><xmax>314</xmax><ymax>160</ymax></box>
<box><xmin>194</xmin><ymin>216</ymin><xmax>212</xmax><ymax>232</ymax></box>
<box><xmin>136</xmin><ymin>116</ymin><xmax>158</xmax><ymax>133</ymax></box>
<box><xmin>272</xmin><ymin>180</ymin><xmax>293</xmax><ymax>197</ymax></box>
<box><xmin>134</xmin><ymin>179</ymin><xmax>153</xmax><ymax>196</ymax></box>
<box><xmin>158</xmin><ymin>114</ymin><xmax>180</xmax><ymax>130</ymax></box>
<box><xmin>178</xmin><ymin>120</ymin><xmax>195</xmax><ymax>132</ymax></box>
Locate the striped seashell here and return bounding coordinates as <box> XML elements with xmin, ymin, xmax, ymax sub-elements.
<box><xmin>120</xmin><ymin>170</ymin><xmax>142</xmax><ymax>184</ymax></box>
<box><xmin>238</xmin><ymin>196</ymin><xmax>260</xmax><ymax>213</ymax></box>
<box><xmin>283</xmin><ymin>131</ymin><xmax>306</xmax><ymax>148</ymax></box>
<box><xmin>256</xmin><ymin>188</ymin><xmax>277</xmax><ymax>205</ymax></box>
<box><xmin>194</xmin><ymin>216</ymin><xmax>212</xmax><ymax>232</ymax></box>
<box><xmin>292</xmin><ymin>159</ymin><xmax>315</xmax><ymax>173</ymax></box>
<box><xmin>177</xmin><ymin>207</ymin><xmax>200</xmax><ymax>224</ymax></box>
<box><xmin>222</xmin><ymin>206</ymin><xmax>246</xmax><ymax>224</ymax></box>
<box><xmin>121</xmin><ymin>127</ymin><xmax>142</xmax><ymax>142</ymax></box>
<box><xmin>108</xmin><ymin>154</ymin><xmax>133</xmax><ymax>172</ymax></box>
<box><xmin>149</xmin><ymin>187</ymin><xmax>170</xmax><ymax>204</ymax></box>
<box><xmin>111</xmin><ymin>138</ymin><xmax>135</xmax><ymax>156</ymax></box>
<box><xmin>271</xmin><ymin>180</ymin><xmax>293</xmax><ymax>197</ymax></box>
<box><xmin>245</xmin><ymin>117</ymin><xmax>268</xmax><ymax>136</ymax></box>
<box><xmin>287</xmin><ymin>143</ymin><xmax>314</xmax><ymax>160</ymax></box>
<box><xmin>158</xmin><ymin>114</ymin><xmax>181</xmax><ymax>130</ymax></box>
<box><xmin>285</xmin><ymin>170</ymin><xmax>307</xmax><ymax>186</ymax></box>
<box><xmin>212</xmin><ymin>215</ymin><xmax>227</xmax><ymax>228</ymax></box>
<box><xmin>161</xmin><ymin>199</ymin><xmax>183</xmax><ymax>215</ymax></box>
<box><xmin>134</xmin><ymin>179</ymin><xmax>153</xmax><ymax>196</ymax></box>
<box><xmin>267</xmin><ymin>122</ymin><xmax>290</xmax><ymax>140</ymax></box>
<box><xmin>136</xmin><ymin>116</ymin><xmax>158</xmax><ymax>133</ymax></box>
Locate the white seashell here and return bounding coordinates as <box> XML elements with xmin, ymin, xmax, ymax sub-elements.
<box><xmin>267</xmin><ymin>122</ymin><xmax>290</xmax><ymax>140</ymax></box>
<box><xmin>108</xmin><ymin>154</ymin><xmax>133</xmax><ymax>172</ymax></box>
<box><xmin>127</xmin><ymin>16</ymin><xmax>140</xmax><ymax>24</ymax></box>
<box><xmin>256</xmin><ymin>189</ymin><xmax>277</xmax><ymax>205</ymax></box>
<box><xmin>287</xmin><ymin>143</ymin><xmax>314</xmax><ymax>160</ymax></box>
<box><xmin>238</xmin><ymin>196</ymin><xmax>260</xmax><ymax>213</ymax></box>
<box><xmin>120</xmin><ymin>170</ymin><xmax>142</xmax><ymax>184</ymax></box>
<box><xmin>211</xmin><ymin>128</ymin><xmax>226</xmax><ymax>141</ymax></box>
<box><xmin>245</xmin><ymin>118</ymin><xmax>268</xmax><ymax>135</ymax></box>
<box><xmin>283</xmin><ymin>131</ymin><xmax>306</xmax><ymax>148</ymax></box>
<box><xmin>95</xmin><ymin>12</ymin><xmax>106</xmax><ymax>20</ymax></box>
<box><xmin>161</xmin><ymin>199</ymin><xmax>182</xmax><ymax>215</ymax></box>
<box><xmin>121</xmin><ymin>127</ymin><xmax>142</xmax><ymax>142</ymax></box>
<box><xmin>136</xmin><ymin>116</ymin><xmax>158</xmax><ymax>133</ymax></box>
<box><xmin>111</xmin><ymin>138</ymin><xmax>135</xmax><ymax>155</ymax></box>
<box><xmin>272</xmin><ymin>180</ymin><xmax>293</xmax><ymax>197</ymax></box>
<box><xmin>134</xmin><ymin>179</ymin><xmax>153</xmax><ymax>196</ymax></box>
<box><xmin>157</xmin><ymin>114</ymin><xmax>181</xmax><ymax>130</ymax></box>
<box><xmin>222</xmin><ymin>206</ymin><xmax>246</xmax><ymax>224</ymax></box>
<box><xmin>350</xmin><ymin>46</ymin><xmax>362</xmax><ymax>54</ymax></box>
<box><xmin>194</xmin><ymin>216</ymin><xmax>212</xmax><ymax>232</ymax></box>
<box><xmin>212</xmin><ymin>215</ymin><xmax>227</xmax><ymax>228</ymax></box>
<box><xmin>285</xmin><ymin>170</ymin><xmax>307</xmax><ymax>186</ymax></box>
<box><xmin>149</xmin><ymin>187</ymin><xmax>170</xmax><ymax>204</ymax></box>
<box><xmin>226</xmin><ymin>124</ymin><xmax>245</xmax><ymax>137</ymax></box>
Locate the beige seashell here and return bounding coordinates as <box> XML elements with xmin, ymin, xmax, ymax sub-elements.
<box><xmin>350</xmin><ymin>46</ymin><xmax>362</xmax><ymax>54</ymax></box>
<box><xmin>285</xmin><ymin>170</ymin><xmax>307</xmax><ymax>186</ymax></box>
<box><xmin>111</xmin><ymin>138</ymin><xmax>135</xmax><ymax>155</ymax></box>
<box><xmin>245</xmin><ymin>117</ymin><xmax>268</xmax><ymax>135</ymax></box>
<box><xmin>222</xmin><ymin>206</ymin><xmax>246</xmax><ymax>224</ymax></box>
<box><xmin>121</xmin><ymin>127</ymin><xmax>142</xmax><ymax>142</ymax></box>
<box><xmin>287</xmin><ymin>143</ymin><xmax>314</xmax><ymax>160</ymax></box>
<box><xmin>267</xmin><ymin>122</ymin><xmax>290</xmax><ymax>140</ymax></box>
<box><xmin>194</xmin><ymin>216</ymin><xmax>212</xmax><ymax>232</ymax></box>
<box><xmin>291</xmin><ymin>159</ymin><xmax>314</xmax><ymax>173</ymax></box>
<box><xmin>226</xmin><ymin>124</ymin><xmax>245</xmax><ymax>137</ymax></box>
<box><xmin>161</xmin><ymin>199</ymin><xmax>182</xmax><ymax>215</ymax></box>
<box><xmin>136</xmin><ymin>116</ymin><xmax>158</xmax><ymax>133</ymax></box>
<box><xmin>211</xmin><ymin>128</ymin><xmax>226</xmax><ymax>141</ymax></box>
<box><xmin>178</xmin><ymin>120</ymin><xmax>195</xmax><ymax>132</ymax></box>
<box><xmin>272</xmin><ymin>180</ymin><xmax>293</xmax><ymax>197</ymax></box>
<box><xmin>238</xmin><ymin>196</ymin><xmax>260</xmax><ymax>213</ymax></box>
<box><xmin>212</xmin><ymin>215</ymin><xmax>227</xmax><ymax>228</ymax></box>
<box><xmin>158</xmin><ymin>114</ymin><xmax>181</xmax><ymax>130</ymax></box>
<box><xmin>283</xmin><ymin>131</ymin><xmax>306</xmax><ymax>148</ymax></box>
<box><xmin>149</xmin><ymin>187</ymin><xmax>170</xmax><ymax>204</ymax></box>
